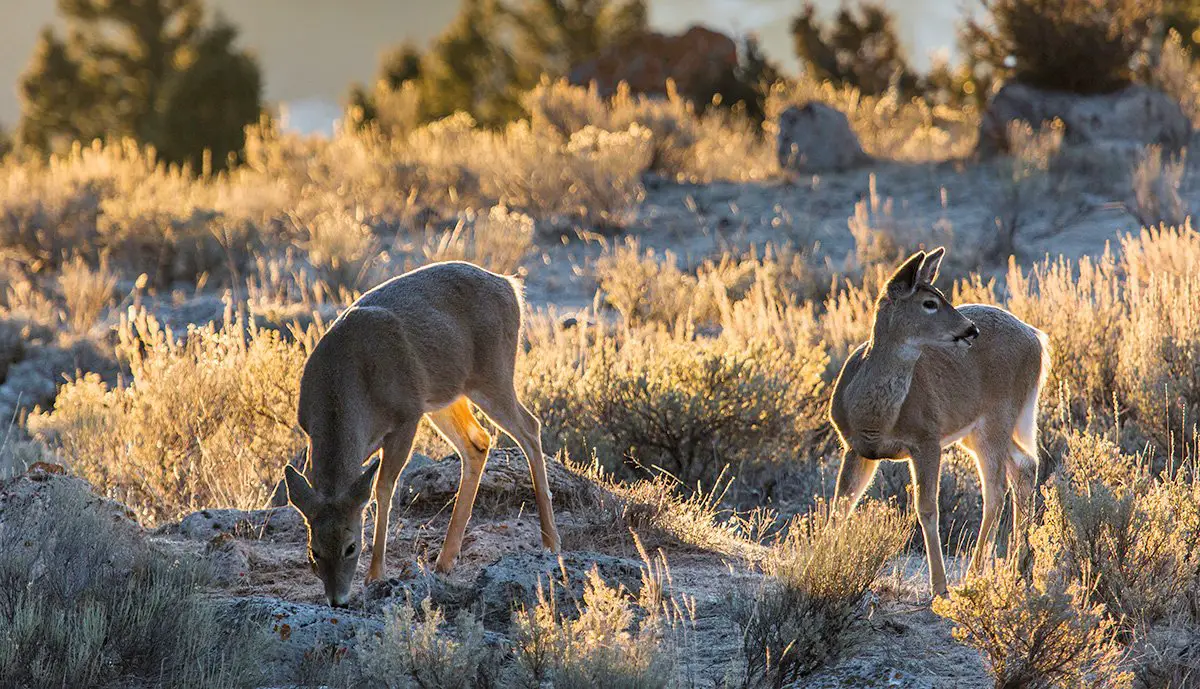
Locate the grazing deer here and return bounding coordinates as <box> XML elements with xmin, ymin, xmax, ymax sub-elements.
<box><xmin>283</xmin><ymin>261</ymin><xmax>560</xmax><ymax>607</ymax></box>
<box><xmin>829</xmin><ymin>248</ymin><xmax>1049</xmax><ymax>597</ymax></box>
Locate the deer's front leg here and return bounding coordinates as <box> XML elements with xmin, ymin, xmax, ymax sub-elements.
<box><xmin>367</xmin><ymin>420</ymin><xmax>418</xmax><ymax>583</ymax></box>
<box><xmin>910</xmin><ymin>443</ymin><xmax>947</xmax><ymax>597</ymax></box>
<box><xmin>833</xmin><ymin>449</ymin><xmax>879</xmax><ymax>516</ymax></box>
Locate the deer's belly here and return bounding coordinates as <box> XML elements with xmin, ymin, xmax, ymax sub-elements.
<box><xmin>940</xmin><ymin>419</ymin><xmax>979</xmax><ymax>448</ymax></box>
<box><xmin>851</xmin><ymin>437</ymin><xmax>908</xmax><ymax>461</ymax></box>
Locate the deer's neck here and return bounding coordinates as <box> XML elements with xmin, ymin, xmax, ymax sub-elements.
<box><xmin>846</xmin><ymin>335</ymin><xmax>921</xmax><ymax>436</ymax></box>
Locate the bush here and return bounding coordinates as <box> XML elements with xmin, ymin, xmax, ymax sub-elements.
<box><xmin>479</xmin><ymin>120</ymin><xmax>652</xmax><ymax>225</ymax></box>
<box><xmin>522</xmin><ymin>79</ymin><xmax>779</xmax><ymax>182</ymax></box>
<box><xmin>766</xmin><ymin>78</ymin><xmax>978</xmax><ymax>163</ymax></box>
<box><xmin>418</xmin><ymin>205</ymin><xmax>536</xmax><ymax>275</ymax></box>
<box><xmin>28</xmin><ymin>306</ymin><xmax>314</xmax><ymax>523</ymax></box>
<box><xmin>1117</xmin><ymin>269</ymin><xmax>1200</xmax><ymax>448</ymax></box>
<box><xmin>1034</xmin><ymin>434</ymin><xmax>1200</xmax><ymax>628</ymax></box>
<box><xmin>968</xmin><ymin>0</ymin><xmax>1160</xmax><ymax>94</ymax></box>
<box><xmin>934</xmin><ymin>561</ymin><xmax>1132</xmax><ymax>689</ymax></box>
<box><xmin>312</xmin><ymin>599</ymin><xmax>501</xmax><ymax>689</ymax></box>
<box><xmin>730</xmin><ymin>500</ymin><xmax>910</xmax><ymax>687</ymax></box>
<box><xmin>511</xmin><ymin>560</ymin><xmax>687</xmax><ymax>689</ymax></box>
<box><xmin>524</xmin><ymin>324</ymin><xmax>827</xmax><ymax>494</ymax></box>
<box><xmin>0</xmin><ymin>478</ymin><xmax>266</xmax><ymax>688</ymax></box>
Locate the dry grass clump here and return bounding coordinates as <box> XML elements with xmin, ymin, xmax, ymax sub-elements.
<box><xmin>523</xmin><ymin>79</ymin><xmax>778</xmax><ymax>183</ymax></box>
<box><xmin>511</xmin><ymin>557</ymin><xmax>689</xmax><ymax>689</ymax></box>
<box><xmin>418</xmin><ymin>205</ymin><xmax>536</xmax><ymax>274</ymax></box>
<box><xmin>935</xmin><ymin>560</ymin><xmax>1132</xmax><ymax>689</ymax></box>
<box><xmin>766</xmin><ymin>78</ymin><xmax>978</xmax><ymax>163</ymax></box>
<box><xmin>938</xmin><ymin>429</ymin><xmax>1200</xmax><ymax>688</ymax></box>
<box><xmin>28</xmin><ymin>306</ymin><xmax>316</xmax><ymax>523</ymax></box>
<box><xmin>1006</xmin><ymin>251</ymin><xmax>1123</xmax><ymax>411</ymax></box>
<box><xmin>847</xmin><ymin>174</ymin><xmax>958</xmax><ymax>268</ymax></box>
<box><xmin>1036</xmin><ymin>433</ymin><xmax>1200</xmax><ymax>629</ymax></box>
<box><xmin>523</xmin><ymin>315</ymin><xmax>826</xmax><ymax>493</ymax></box>
<box><xmin>989</xmin><ymin>120</ymin><xmax>1068</xmax><ymax>257</ymax></box>
<box><xmin>0</xmin><ymin>478</ymin><xmax>266</xmax><ymax>688</ymax></box>
<box><xmin>594</xmin><ymin>240</ymin><xmax>698</xmax><ymax>327</ymax></box>
<box><xmin>730</xmin><ymin>500</ymin><xmax>910</xmax><ymax>687</ymax></box>
<box><xmin>480</xmin><ymin>120</ymin><xmax>652</xmax><ymax>225</ymax></box>
<box><xmin>57</xmin><ymin>253</ymin><xmax>119</xmax><ymax>334</ymax></box>
<box><xmin>1128</xmin><ymin>146</ymin><xmax>1187</xmax><ymax>229</ymax></box>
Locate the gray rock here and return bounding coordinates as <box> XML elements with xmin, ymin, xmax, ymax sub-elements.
<box><xmin>397</xmin><ymin>448</ymin><xmax>596</xmax><ymax>515</ymax></box>
<box><xmin>205</xmin><ymin>534</ymin><xmax>253</xmax><ymax>584</ymax></box>
<box><xmin>474</xmin><ymin>550</ymin><xmax>645</xmax><ymax>627</ymax></box>
<box><xmin>978</xmin><ymin>82</ymin><xmax>1192</xmax><ymax>156</ymax></box>
<box><xmin>218</xmin><ymin>596</ymin><xmax>382</xmax><ymax>681</ymax></box>
<box><xmin>164</xmin><ymin>506</ymin><xmax>306</xmax><ymax>541</ymax></box>
<box><xmin>776</xmin><ymin>103</ymin><xmax>870</xmax><ymax>173</ymax></box>
<box><xmin>360</xmin><ymin>565</ymin><xmax>478</xmax><ymax>616</ymax></box>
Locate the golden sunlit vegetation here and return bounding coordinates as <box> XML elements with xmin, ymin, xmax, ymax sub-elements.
<box><xmin>4</xmin><ymin>0</ymin><xmax>1200</xmax><ymax>686</ymax></box>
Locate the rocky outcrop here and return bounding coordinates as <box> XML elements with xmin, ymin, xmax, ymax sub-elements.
<box><xmin>395</xmin><ymin>447</ymin><xmax>598</xmax><ymax>515</ymax></box>
<box><xmin>776</xmin><ymin>103</ymin><xmax>870</xmax><ymax>173</ymax></box>
<box><xmin>978</xmin><ymin>82</ymin><xmax>1192</xmax><ymax>156</ymax></box>
<box><xmin>568</xmin><ymin>26</ymin><xmax>738</xmax><ymax>101</ymax></box>
<box><xmin>162</xmin><ymin>505</ymin><xmax>306</xmax><ymax>541</ymax></box>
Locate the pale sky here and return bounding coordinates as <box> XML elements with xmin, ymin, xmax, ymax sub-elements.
<box><xmin>0</xmin><ymin>0</ymin><xmax>963</xmax><ymax>130</ymax></box>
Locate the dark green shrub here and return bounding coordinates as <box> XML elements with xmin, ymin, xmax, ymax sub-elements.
<box><xmin>966</xmin><ymin>0</ymin><xmax>1160</xmax><ymax>94</ymax></box>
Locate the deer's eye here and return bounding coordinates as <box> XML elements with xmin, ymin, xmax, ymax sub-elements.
<box><xmin>922</xmin><ymin>300</ymin><xmax>938</xmax><ymax>311</ymax></box>
<box><xmin>344</xmin><ymin>543</ymin><xmax>357</xmax><ymax>558</ymax></box>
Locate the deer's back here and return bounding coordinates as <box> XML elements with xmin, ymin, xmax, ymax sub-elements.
<box><xmin>299</xmin><ymin>262</ymin><xmax>522</xmax><ymax>434</ymax></box>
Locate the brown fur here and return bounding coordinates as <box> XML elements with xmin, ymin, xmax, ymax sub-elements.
<box><xmin>829</xmin><ymin>248</ymin><xmax>1048</xmax><ymax>597</ymax></box>
<box><xmin>284</xmin><ymin>261</ymin><xmax>560</xmax><ymax>606</ymax></box>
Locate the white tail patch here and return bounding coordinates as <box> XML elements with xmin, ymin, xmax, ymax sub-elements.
<box><xmin>1013</xmin><ymin>328</ymin><xmax>1051</xmax><ymax>461</ymax></box>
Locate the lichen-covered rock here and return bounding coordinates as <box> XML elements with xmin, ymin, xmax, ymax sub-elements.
<box><xmin>473</xmin><ymin>550</ymin><xmax>645</xmax><ymax>627</ymax></box>
<box><xmin>164</xmin><ymin>505</ymin><xmax>306</xmax><ymax>541</ymax></box>
<box><xmin>776</xmin><ymin>103</ymin><xmax>870</xmax><ymax>173</ymax></box>
<box><xmin>361</xmin><ymin>564</ymin><xmax>478</xmax><ymax>615</ymax></box>
<box><xmin>978</xmin><ymin>82</ymin><xmax>1192</xmax><ymax>156</ymax></box>
<box><xmin>219</xmin><ymin>596</ymin><xmax>382</xmax><ymax>680</ymax></box>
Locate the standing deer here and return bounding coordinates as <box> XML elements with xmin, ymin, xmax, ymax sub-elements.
<box><xmin>283</xmin><ymin>261</ymin><xmax>560</xmax><ymax>607</ymax></box>
<box><xmin>829</xmin><ymin>247</ymin><xmax>1049</xmax><ymax>597</ymax></box>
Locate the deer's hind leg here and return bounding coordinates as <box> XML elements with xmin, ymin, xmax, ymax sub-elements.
<box><xmin>469</xmin><ymin>385</ymin><xmax>560</xmax><ymax>552</ymax></box>
<box><xmin>964</xmin><ymin>423</ymin><xmax>1011</xmax><ymax>575</ymax></box>
<box><xmin>426</xmin><ymin>397</ymin><xmax>493</xmax><ymax>573</ymax></box>
<box><xmin>1006</xmin><ymin>441</ymin><xmax>1038</xmax><ymax>567</ymax></box>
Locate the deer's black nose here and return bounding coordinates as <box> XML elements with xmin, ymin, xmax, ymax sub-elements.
<box><xmin>965</xmin><ymin>323</ymin><xmax>980</xmax><ymax>339</ymax></box>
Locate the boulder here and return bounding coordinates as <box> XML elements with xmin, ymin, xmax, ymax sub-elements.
<box><xmin>218</xmin><ymin>596</ymin><xmax>382</xmax><ymax>680</ymax></box>
<box><xmin>396</xmin><ymin>448</ymin><xmax>597</xmax><ymax>514</ymax></box>
<box><xmin>164</xmin><ymin>505</ymin><xmax>306</xmax><ymax>541</ymax></box>
<box><xmin>361</xmin><ymin>565</ymin><xmax>477</xmax><ymax>615</ymax></box>
<box><xmin>978</xmin><ymin>82</ymin><xmax>1192</xmax><ymax>156</ymax></box>
<box><xmin>569</xmin><ymin>26</ymin><xmax>738</xmax><ymax>102</ymax></box>
<box><xmin>473</xmin><ymin>550</ymin><xmax>645</xmax><ymax>628</ymax></box>
<box><xmin>775</xmin><ymin>103</ymin><xmax>870</xmax><ymax>173</ymax></box>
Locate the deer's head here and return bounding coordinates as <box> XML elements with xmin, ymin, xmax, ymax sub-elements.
<box><xmin>284</xmin><ymin>459</ymin><xmax>378</xmax><ymax>607</ymax></box>
<box><xmin>873</xmin><ymin>247</ymin><xmax>979</xmax><ymax>350</ymax></box>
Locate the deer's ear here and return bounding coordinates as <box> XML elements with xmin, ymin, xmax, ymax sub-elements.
<box><xmin>887</xmin><ymin>251</ymin><xmax>925</xmax><ymax>295</ymax></box>
<box><xmin>284</xmin><ymin>465</ymin><xmax>318</xmax><ymax>517</ymax></box>
<box><xmin>344</xmin><ymin>458</ymin><xmax>380</xmax><ymax>508</ymax></box>
<box><xmin>919</xmin><ymin>246</ymin><xmax>945</xmax><ymax>284</ymax></box>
